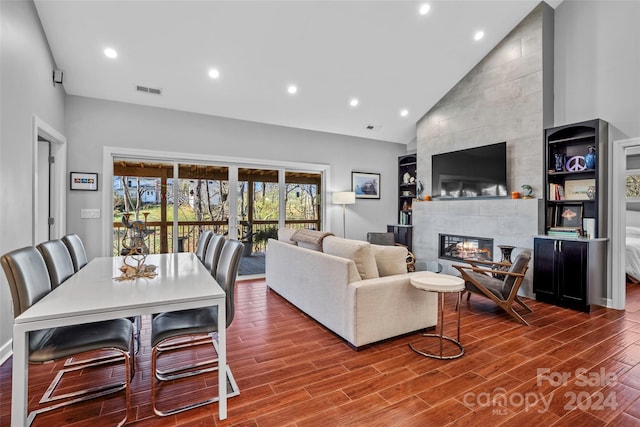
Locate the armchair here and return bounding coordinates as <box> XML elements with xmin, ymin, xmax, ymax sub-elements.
<box><xmin>453</xmin><ymin>249</ymin><xmax>533</xmax><ymax>325</ymax></box>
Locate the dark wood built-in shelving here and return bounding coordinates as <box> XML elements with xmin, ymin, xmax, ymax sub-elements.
<box><xmin>388</xmin><ymin>154</ymin><xmax>416</xmax><ymax>251</ymax></box>
<box><xmin>534</xmin><ymin>119</ymin><xmax>609</xmax><ymax>312</ymax></box>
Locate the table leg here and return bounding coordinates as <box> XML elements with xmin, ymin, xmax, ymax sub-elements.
<box><xmin>439</xmin><ymin>292</ymin><xmax>444</xmax><ymax>358</ymax></box>
<box><xmin>218</xmin><ymin>302</ymin><xmax>227</xmax><ymax>420</ymax></box>
<box><xmin>409</xmin><ymin>291</ymin><xmax>464</xmax><ymax>360</ymax></box>
<box><xmin>12</xmin><ymin>324</ymin><xmax>28</xmax><ymax>427</ymax></box>
<box><xmin>456</xmin><ymin>291</ymin><xmax>462</xmax><ymax>342</ymax></box>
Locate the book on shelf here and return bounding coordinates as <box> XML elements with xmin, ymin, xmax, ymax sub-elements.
<box><xmin>399</xmin><ymin>211</ymin><xmax>411</xmax><ymax>225</ymax></box>
<box><xmin>549</xmin><ymin>183</ymin><xmax>565</xmax><ymax>200</ymax></box>
<box><xmin>547</xmin><ymin>226</ymin><xmax>582</xmax><ymax>237</ymax></box>
<box><xmin>549</xmin><ymin>226</ymin><xmax>581</xmax><ymax>232</ymax></box>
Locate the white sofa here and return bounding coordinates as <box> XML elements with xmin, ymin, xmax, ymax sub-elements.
<box><xmin>265</xmin><ymin>229</ymin><xmax>438</xmax><ymax>349</ymax></box>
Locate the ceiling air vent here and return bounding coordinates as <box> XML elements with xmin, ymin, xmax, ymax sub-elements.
<box><xmin>136</xmin><ymin>85</ymin><xmax>162</xmax><ymax>95</ymax></box>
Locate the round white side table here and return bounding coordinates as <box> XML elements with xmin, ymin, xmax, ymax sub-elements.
<box><xmin>409</xmin><ymin>272</ymin><xmax>465</xmax><ymax>360</ymax></box>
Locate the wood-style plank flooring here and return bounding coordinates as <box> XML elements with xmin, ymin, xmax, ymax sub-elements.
<box><xmin>3</xmin><ymin>279</ymin><xmax>640</xmax><ymax>426</ymax></box>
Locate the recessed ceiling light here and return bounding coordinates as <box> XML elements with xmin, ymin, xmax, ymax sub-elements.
<box><xmin>350</xmin><ymin>98</ymin><xmax>359</xmax><ymax>107</ymax></box>
<box><xmin>208</xmin><ymin>68</ymin><xmax>220</xmax><ymax>79</ymax></box>
<box><xmin>287</xmin><ymin>85</ymin><xmax>298</xmax><ymax>95</ymax></box>
<box><xmin>400</xmin><ymin>109</ymin><xmax>409</xmax><ymax>117</ymax></box>
<box><xmin>474</xmin><ymin>30</ymin><xmax>485</xmax><ymax>41</ymax></box>
<box><xmin>419</xmin><ymin>4</ymin><xmax>431</xmax><ymax>16</ymax></box>
<box><xmin>104</xmin><ymin>47</ymin><xmax>118</xmax><ymax>59</ymax></box>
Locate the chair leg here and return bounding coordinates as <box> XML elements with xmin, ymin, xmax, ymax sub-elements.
<box><xmin>501</xmin><ymin>304</ymin><xmax>530</xmax><ymax>326</ymax></box>
<box><xmin>31</xmin><ymin>347</ymin><xmax>131</xmax><ymax>427</ymax></box>
<box><xmin>456</xmin><ymin>290</ymin><xmax>471</xmax><ymax>311</ymax></box>
<box><xmin>151</xmin><ymin>340</ymin><xmax>240</xmax><ymax>417</ymax></box>
<box><xmin>515</xmin><ymin>296</ymin><xmax>533</xmax><ymax>313</ymax></box>
<box><xmin>154</xmin><ymin>334</ymin><xmax>218</xmax><ymax>380</ymax></box>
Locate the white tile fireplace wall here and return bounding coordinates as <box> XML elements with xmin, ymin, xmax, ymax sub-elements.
<box><xmin>412</xmin><ymin>198</ymin><xmax>543</xmax><ymax>298</ymax></box>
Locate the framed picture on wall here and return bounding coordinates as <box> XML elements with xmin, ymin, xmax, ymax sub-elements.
<box><xmin>352</xmin><ymin>172</ymin><xmax>380</xmax><ymax>199</ymax></box>
<box><xmin>70</xmin><ymin>172</ymin><xmax>98</xmax><ymax>191</ymax></box>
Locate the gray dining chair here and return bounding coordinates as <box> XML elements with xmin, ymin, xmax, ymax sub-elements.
<box><xmin>37</xmin><ymin>239</ymin><xmax>75</xmax><ymax>289</ymax></box>
<box><xmin>1</xmin><ymin>246</ymin><xmax>134</xmax><ymax>426</ymax></box>
<box><xmin>195</xmin><ymin>230</ymin><xmax>213</xmax><ymax>263</ymax></box>
<box><xmin>150</xmin><ymin>239</ymin><xmax>243</xmax><ymax>416</ymax></box>
<box><xmin>62</xmin><ymin>233</ymin><xmax>88</xmax><ymax>271</ymax></box>
<box><xmin>203</xmin><ymin>234</ymin><xmax>225</xmax><ymax>276</ymax></box>
<box><xmin>60</xmin><ymin>235</ymin><xmax>142</xmax><ymax>354</ymax></box>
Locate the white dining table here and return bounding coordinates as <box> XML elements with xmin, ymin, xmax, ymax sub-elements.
<box><xmin>11</xmin><ymin>252</ymin><xmax>228</xmax><ymax>426</ymax></box>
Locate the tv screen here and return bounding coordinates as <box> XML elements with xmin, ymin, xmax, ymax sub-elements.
<box><xmin>432</xmin><ymin>142</ymin><xmax>508</xmax><ymax>199</ymax></box>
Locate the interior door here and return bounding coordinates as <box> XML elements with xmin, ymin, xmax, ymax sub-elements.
<box><xmin>36</xmin><ymin>138</ymin><xmax>53</xmax><ymax>244</ymax></box>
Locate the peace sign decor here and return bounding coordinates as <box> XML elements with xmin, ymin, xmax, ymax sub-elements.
<box><xmin>565</xmin><ymin>156</ymin><xmax>587</xmax><ymax>172</ymax></box>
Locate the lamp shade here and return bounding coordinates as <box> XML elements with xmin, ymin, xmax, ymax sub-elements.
<box><xmin>332</xmin><ymin>191</ymin><xmax>356</xmax><ymax>205</ymax></box>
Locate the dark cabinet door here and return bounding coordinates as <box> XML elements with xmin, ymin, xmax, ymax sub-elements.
<box><xmin>557</xmin><ymin>240</ymin><xmax>588</xmax><ymax>309</ymax></box>
<box><xmin>533</xmin><ymin>238</ymin><xmax>589</xmax><ymax>311</ymax></box>
<box><xmin>533</xmin><ymin>238</ymin><xmax>557</xmax><ymax>301</ymax></box>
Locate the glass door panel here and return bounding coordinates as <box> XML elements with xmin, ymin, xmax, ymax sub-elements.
<box><xmin>112</xmin><ymin>160</ymin><xmax>173</xmax><ymax>255</ymax></box>
<box><xmin>176</xmin><ymin>164</ymin><xmax>229</xmax><ymax>253</ymax></box>
<box><xmin>285</xmin><ymin>171</ymin><xmax>322</xmax><ymax>230</ymax></box>
<box><xmin>237</xmin><ymin>168</ymin><xmax>279</xmax><ymax>275</ymax></box>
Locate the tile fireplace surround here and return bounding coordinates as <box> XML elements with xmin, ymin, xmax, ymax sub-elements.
<box><xmin>412</xmin><ymin>198</ymin><xmax>543</xmax><ymax>298</ymax></box>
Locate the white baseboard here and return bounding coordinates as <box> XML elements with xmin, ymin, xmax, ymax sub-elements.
<box><xmin>0</xmin><ymin>339</ymin><xmax>12</xmax><ymax>366</ymax></box>
<box><xmin>596</xmin><ymin>297</ymin><xmax>614</xmax><ymax>310</ymax></box>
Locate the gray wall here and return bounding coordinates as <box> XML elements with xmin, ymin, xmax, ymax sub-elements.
<box><xmin>416</xmin><ymin>3</ymin><xmax>554</xmax><ymax>199</ymax></box>
<box><xmin>554</xmin><ymin>0</ymin><xmax>640</xmax><ymax>140</ymax></box>
<box><xmin>0</xmin><ymin>1</ymin><xmax>66</xmax><ymax>361</ymax></box>
<box><xmin>65</xmin><ymin>96</ymin><xmax>404</xmax><ymax>259</ymax></box>
<box><xmin>412</xmin><ymin>3</ymin><xmax>552</xmax><ymax>296</ymax></box>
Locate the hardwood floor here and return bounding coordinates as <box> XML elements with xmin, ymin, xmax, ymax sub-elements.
<box><xmin>3</xmin><ymin>279</ymin><xmax>640</xmax><ymax>426</ymax></box>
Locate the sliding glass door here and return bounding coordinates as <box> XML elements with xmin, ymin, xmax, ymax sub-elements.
<box><xmin>111</xmin><ymin>157</ymin><xmax>323</xmax><ymax>276</ymax></box>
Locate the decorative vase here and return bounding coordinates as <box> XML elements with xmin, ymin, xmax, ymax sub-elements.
<box><xmin>554</xmin><ymin>153</ymin><xmax>565</xmax><ymax>172</ymax></box>
<box><xmin>585</xmin><ymin>146</ymin><xmax>596</xmax><ymax>169</ymax></box>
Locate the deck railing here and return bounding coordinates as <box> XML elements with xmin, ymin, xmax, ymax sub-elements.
<box><xmin>113</xmin><ymin>219</ymin><xmax>319</xmax><ymax>256</ymax></box>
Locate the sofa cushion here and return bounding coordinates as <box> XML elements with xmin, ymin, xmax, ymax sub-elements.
<box><xmin>371</xmin><ymin>244</ymin><xmax>408</xmax><ymax>277</ymax></box>
<box><xmin>322</xmin><ymin>236</ymin><xmax>379</xmax><ymax>280</ymax></box>
<box><xmin>278</xmin><ymin>228</ymin><xmax>298</xmax><ymax>245</ymax></box>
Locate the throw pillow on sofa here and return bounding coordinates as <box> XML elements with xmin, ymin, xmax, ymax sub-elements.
<box><xmin>322</xmin><ymin>236</ymin><xmax>379</xmax><ymax>280</ymax></box>
<box><xmin>290</xmin><ymin>229</ymin><xmax>334</xmax><ymax>251</ymax></box>
<box><xmin>370</xmin><ymin>244</ymin><xmax>408</xmax><ymax>276</ymax></box>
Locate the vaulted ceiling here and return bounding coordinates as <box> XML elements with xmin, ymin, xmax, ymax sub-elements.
<box><xmin>34</xmin><ymin>0</ymin><xmax>562</xmax><ymax>144</ymax></box>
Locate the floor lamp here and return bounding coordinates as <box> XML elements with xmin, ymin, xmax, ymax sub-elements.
<box><xmin>332</xmin><ymin>191</ymin><xmax>356</xmax><ymax>238</ymax></box>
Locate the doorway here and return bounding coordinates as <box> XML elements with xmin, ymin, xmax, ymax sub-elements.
<box><xmin>32</xmin><ymin>117</ymin><xmax>66</xmax><ymax>245</ymax></box>
<box><xmin>611</xmin><ymin>137</ymin><xmax>640</xmax><ymax>310</ymax></box>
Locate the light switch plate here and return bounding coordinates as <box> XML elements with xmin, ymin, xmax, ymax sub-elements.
<box><xmin>80</xmin><ymin>208</ymin><xmax>101</xmax><ymax>219</ymax></box>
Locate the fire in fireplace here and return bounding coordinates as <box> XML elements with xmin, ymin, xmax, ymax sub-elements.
<box><xmin>439</xmin><ymin>234</ymin><xmax>494</xmax><ymax>261</ymax></box>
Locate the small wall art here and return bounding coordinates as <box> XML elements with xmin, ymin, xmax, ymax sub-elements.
<box><xmin>352</xmin><ymin>172</ymin><xmax>380</xmax><ymax>199</ymax></box>
<box><xmin>70</xmin><ymin>172</ymin><xmax>98</xmax><ymax>191</ymax></box>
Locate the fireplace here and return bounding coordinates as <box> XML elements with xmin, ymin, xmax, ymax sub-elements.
<box><xmin>439</xmin><ymin>234</ymin><xmax>493</xmax><ymax>262</ymax></box>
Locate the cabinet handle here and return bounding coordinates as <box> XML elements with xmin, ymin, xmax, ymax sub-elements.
<box><xmin>554</xmin><ymin>240</ymin><xmax>558</xmax><ymax>251</ymax></box>
<box><xmin>558</xmin><ymin>240</ymin><xmax>562</xmax><ymax>252</ymax></box>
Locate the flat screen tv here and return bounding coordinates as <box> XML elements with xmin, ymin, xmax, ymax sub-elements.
<box><xmin>432</xmin><ymin>142</ymin><xmax>508</xmax><ymax>199</ymax></box>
